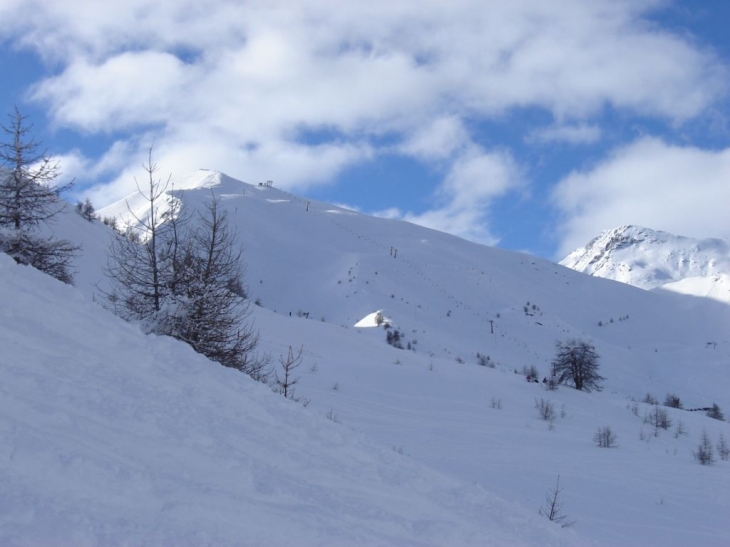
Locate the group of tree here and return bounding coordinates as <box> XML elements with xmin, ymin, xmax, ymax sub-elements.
<box><xmin>0</xmin><ymin>107</ymin><xmax>266</xmax><ymax>382</ymax></box>
<box><xmin>75</xmin><ymin>198</ymin><xmax>95</xmax><ymax>222</ymax></box>
<box><xmin>0</xmin><ymin>107</ymin><xmax>76</xmax><ymax>283</ymax></box>
<box><xmin>694</xmin><ymin>430</ymin><xmax>730</xmax><ymax>465</ymax></box>
<box><xmin>104</xmin><ymin>151</ymin><xmax>267</xmax><ymax>380</ymax></box>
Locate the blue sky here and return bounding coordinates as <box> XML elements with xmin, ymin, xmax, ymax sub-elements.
<box><xmin>1</xmin><ymin>0</ymin><xmax>729</xmax><ymax>259</ymax></box>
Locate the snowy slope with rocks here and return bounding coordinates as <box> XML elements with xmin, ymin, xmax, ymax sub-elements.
<box><xmin>1</xmin><ymin>170</ymin><xmax>729</xmax><ymax>546</ymax></box>
<box><xmin>560</xmin><ymin>225</ymin><xmax>730</xmax><ymax>303</ymax></box>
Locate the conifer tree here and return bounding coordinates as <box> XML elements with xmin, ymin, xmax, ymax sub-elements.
<box><xmin>0</xmin><ymin>107</ymin><xmax>76</xmax><ymax>283</ymax></box>
<box><xmin>105</xmin><ymin>153</ymin><xmax>267</xmax><ymax>379</ymax></box>
<box><xmin>168</xmin><ymin>197</ymin><xmax>261</xmax><ymax>374</ymax></box>
<box><xmin>104</xmin><ymin>149</ymin><xmax>171</xmax><ymax>322</ymax></box>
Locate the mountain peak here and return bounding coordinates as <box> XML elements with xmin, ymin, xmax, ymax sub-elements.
<box><xmin>97</xmin><ymin>170</ymin><xmax>255</xmax><ymax>232</ymax></box>
<box><xmin>590</xmin><ymin>225</ymin><xmax>673</xmax><ymax>249</ymax></box>
<box><xmin>561</xmin><ymin>225</ymin><xmax>730</xmax><ymax>295</ymax></box>
<box><xmin>170</xmin><ymin>169</ymin><xmax>246</xmax><ymax>191</ymax></box>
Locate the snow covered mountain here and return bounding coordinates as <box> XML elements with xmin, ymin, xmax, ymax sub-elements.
<box><xmin>2</xmin><ymin>171</ymin><xmax>729</xmax><ymax>546</ymax></box>
<box><xmin>560</xmin><ymin>224</ymin><xmax>730</xmax><ymax>303</ymax></box>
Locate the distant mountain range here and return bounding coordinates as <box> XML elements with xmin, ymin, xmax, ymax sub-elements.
<box><xmin>561</xmin><ymin>224</ymin><xmax>730</xmax><ymax>303</ymax></box>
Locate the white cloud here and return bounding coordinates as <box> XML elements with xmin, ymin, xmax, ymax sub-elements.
<box><xmin>82</xmin><ymin>134</ymin><xmax>373</xmax><ymax>207</ymax></box>
<box><xmin>52</xmin><ymin>140</ymin><xmax>143</xmax><ymax>200</ymax></box>
<box><xmin>398</xmin><ymin>117</ymin><xmax>471</xmax><ymax>161</ymax></box>
<box><xmin>17</xmin><ymin>0</ymin><xmax>725</xmax><ymax>123</ymax></box>
<box><xmin>527</xmin><ymin>123</ymin><xmax>602</xmax><ymax>145</ymax></box>
<box><xmin>372</xmin><ymin>207</ymin><xmax>403</xmax><ymax>220</ymax></box>
<box><xmin>552</xmin><ymin>137</ymin><xmax>730</xmax><ymax>257</ymax></box>
<box><xmin>1</xmin><ymin>0</ymin><xmax>728</xmax><ymax>245</ymax></box>
<box><xmin>31</xmin><ymin>52</ymin><xmax>193</xmax><ymax>132</ymax></box>
<box><xmin>392</xmin><ymin>147</ymin><xmax>523</xmax><ymax>245</ymax></box>
<box><xmin>12</xmin><ymin>1</ymin><xmax>725</xmax><ymax>138</ymax></box>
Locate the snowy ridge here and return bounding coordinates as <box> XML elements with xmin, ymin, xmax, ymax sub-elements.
<box><xmin>98</xmin><ymin>170</ymin><xmax>236</xmax><ymax>238</ymax></box>
<box><xmin>560</xmin><ymin>224</ymin><xmax>730</xmax><ymax>302</ymax></box>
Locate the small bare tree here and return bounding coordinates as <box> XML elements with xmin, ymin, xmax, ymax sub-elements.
<box><xmin>477</xmin><ymin>352</ymin><xmax>495</xmax><ymax>368</ymax></box>
<box><xmin>535</xmin><ymin>398</ymin><xmax>556</xmax><ymax>421</ymax></box>
<box><xmin>539</xmin><ymin>475</ymin><xmax>574</xmax><ymax>528</ymax></box>
<box><xmin>104</xmin><ymin>148</ymin><xmax>170</xmax><ymax>321</ymax></box>
<box><xmin>275</xmin><ymin>345</ymin><xmax>308</xmax><ymax>405</ymax></box>
<box><xmin>645</xmin><ymin>406</ymin><xmax>672</xmax><ymax>436</ymax></box>
<box><xmin>593</xmin><ymin>426</ymin><xmax>618</xmax><ymax>448</ymax></box>
<box><xmin>674</xmin><ymin>420</ymin><xmax>688</xmax><ymax>438</ymax></box>
<box><xmin>663</xmin><ymin>393</ymin><xmax>683</xmax><ymax>409</ymax></box>
<box><xmin>717</xmin><ymin>434</ymin><xmax>729</xmax><ymax>461</ymax></box>
<box><xmin>706</xmin><ymin>403</ymin><xmax>724</xmax><ymax>421</ymax></box>
<box><xmin>77</xmin><ymin>198</ymin><xmax>95</xmax><ymax>222</ymax></box>
<box><xmin>694</xmin><ymin>430</ymin><xmax>715</xmax><ymax>465</ymax></box>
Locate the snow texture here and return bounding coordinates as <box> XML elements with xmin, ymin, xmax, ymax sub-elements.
<box><xmin>0</xmin><ymin>253</ymin><xmax>575</xmax><ymax>546</ymax></box>
<box><xmin>1</xmin><ymin>171</ymin><xmax>729</xmax><ymax>546</ymax></box>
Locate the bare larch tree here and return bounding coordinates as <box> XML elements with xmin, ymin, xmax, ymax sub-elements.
<box><xmin>0</xmin><ymin>107</ymin><xmax>76</xmax><ymax>283</ymax></box>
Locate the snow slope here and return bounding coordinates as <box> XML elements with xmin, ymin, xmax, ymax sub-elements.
<box><xmin>660</xmin><ymin>273</ymin><xmax>730</xmax><ymax>303</ymax></box>
<box><xmin>560</xmin><ymin>225</ymin><xmax>730</xmax><ymax>303</ymax></box>
<box><xmin>0</xmin><ymin>253</ymin><xmax>576</xmax><ymax>546</ymax></box>
<box><xmin>4</xmin><ymin>170</ymin><xmax>728</xmax><ymax>546</ymax></box>
<box><xmin>99</xmin><ymin>172</ymin><xmax>730</xmax><ymax>407</ymax></box>
<box><xmin>265</xmin><ymin>310</ymin><xmax>730</xmax><ymax>547</ymax></box>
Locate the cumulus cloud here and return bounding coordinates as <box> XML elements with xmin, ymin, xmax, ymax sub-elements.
<box><xmin>31</xmin><ymin>52</ymin><xmax>193</xmax><ymax>132</ymax></box>
<box><xmin>552</xmin><ymin>137</ymin><xmax>730</xmax><ymax>257</ymax></box>
<box><xmin>390</xmin><ymin>147</ymin><xmax>523</xmax><ymax>245</ymax></box>
<box><xmin>52</xmin><ymin>140</ymin><xmax>143</xmax><ymax>200</ymax></box>
<box><xmin>398</xmin><ymin>117</ymin><xmax>471</xmax><ymax>161</ymax></box>
<box><xmin>526</xmin><ymin>123</ymin><xmax>602</xmax><ymax>145</ymax></box>
<box><xmin>16</xmin><ymin>1</ymin><xmax>725</xmax><ymax>127</ymax></box>
<box><xmin>80</xmin><ymin>134</ymin><xmax>373</xmax><ymax>206</ymax></box>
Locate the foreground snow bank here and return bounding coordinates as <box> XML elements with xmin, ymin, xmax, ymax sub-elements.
<box><xmin>0</xmin><ymin>254</ymin><xmax>576</xmax><ymax>546</ymax></box>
